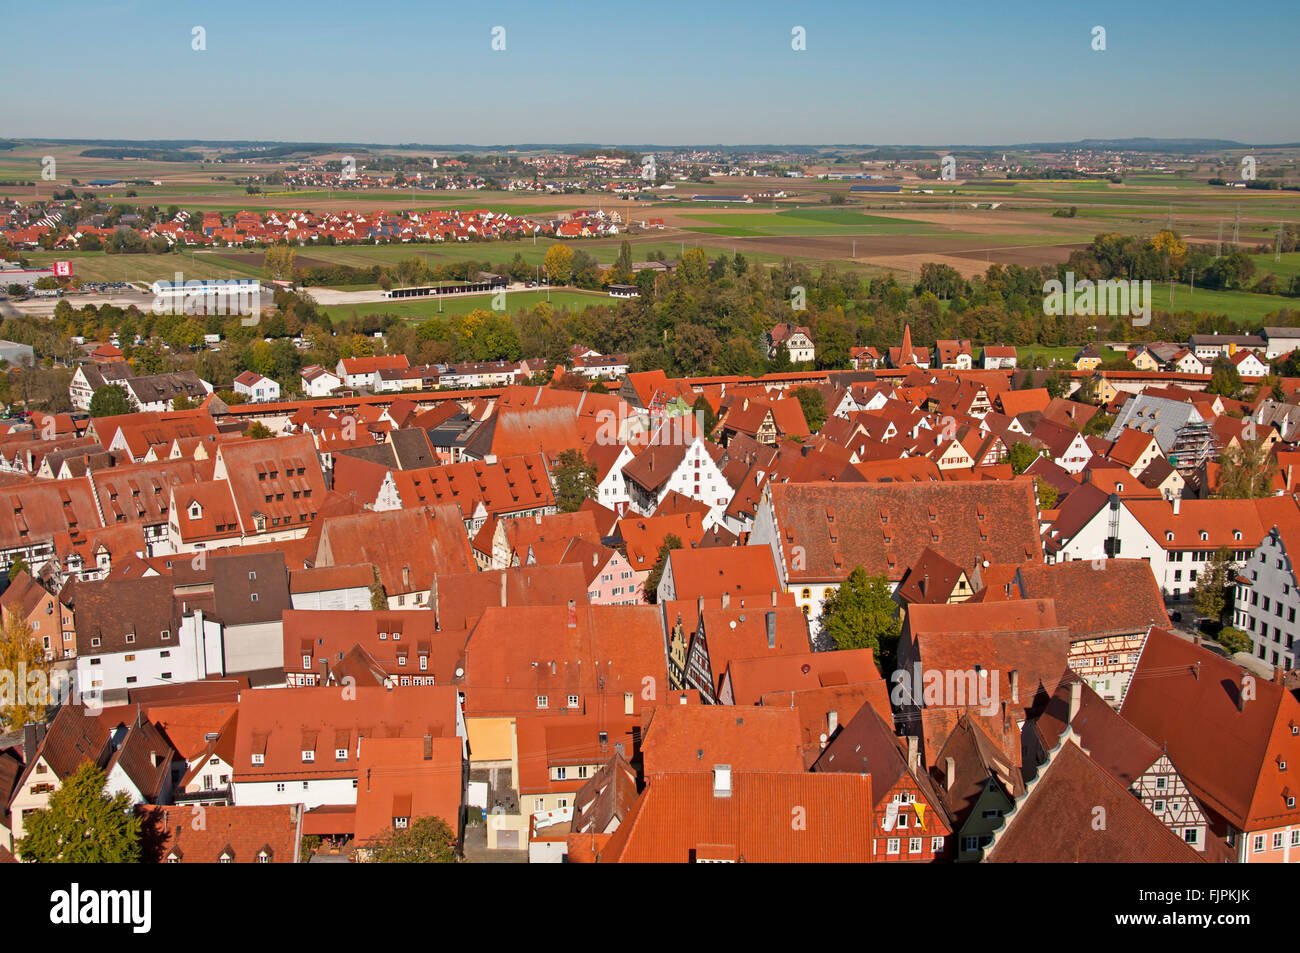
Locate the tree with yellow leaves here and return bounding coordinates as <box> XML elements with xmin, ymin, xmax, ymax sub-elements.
<box><xmin>543</xmin><ymin>244</ymin><xmax>573</xmax><ymax>286</ymax></box>
<box><xmin>0</xmin><ymin>606</ymin><xmax>51</xmax><ymax>732</ymax></box>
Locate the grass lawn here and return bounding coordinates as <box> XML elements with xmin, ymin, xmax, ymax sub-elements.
<box><xmin>316</xmin><ymin>289</ymin><xmax>611</xmax><ymax>322</ymax></box>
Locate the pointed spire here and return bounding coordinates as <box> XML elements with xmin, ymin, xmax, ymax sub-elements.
<box><xmin>901</xmin><ymin>323</ymin><xmax>913</xmax><ymax>360</ymax></box>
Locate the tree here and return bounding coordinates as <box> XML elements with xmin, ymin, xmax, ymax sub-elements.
<box><xmin>17</xmin><ymin>762</ymin><xmax>142</xmax><ymax>863</ymax></box>
<box><xmin>1214</xmin><ymin>439</ymin><xmax>1277</xmax><ymax>499</ymax></box>
<box><xmin>644</xmin><ymin>534</ymin><xmax>683</xmax><ymax>603</ymax></box>
<box><xmin>88</xmin><ymin>383</ymin><xmax>131</xmax><ymax>418</ymax></box>
<box><xmin>0</xmin><ymin>604</ymin><xmax>49</xmax><ymax>731</ymax></box>
<box><xmin>366</xmin><ymin>815</ymin><xmax>457</xmax><ymax>863</ymax></box>
<box><xmin>1193</xmin><ymin>546</ymin><xmax>1236</xmax><ymax>626</ymax></box>
<box><xmin>1207</xmin><ymin>356</ymin><xmax>1243</xmax><ymax>399</ymax></box>
<box><xmin>817</xmin><ymin>567</ymin><xmax>900</xmax><ymax>663</ymax></box>
<box><xmin>543</xmin><ymin>244</ymin><xmax>574</xmax><ymax>285</ymax></box>
<box><xmin>691</xmin><ymin>394</ymin><xmax>718</xmax><ymax>437</ymax></box>
<box><xmin>1007</xmin><ymin>441</ymin><xmax>1044</xmax><ymax>475</ymax></box>
<box><xmin>246</xmin><ymin>421</ymin><xmax>274</xmax><ymax>439</ymax></box>
<box><xmin>1216</xmin><ymin>627</ymin><xmax>1251</xmax><ymax>655</ymax></box>
<box><xmin>607</xmin><ymin>241</ymin><xmax>634</xmax><ymax>286</ymax></box>
<box><xmin>370</xmin><ymin>568</ymin><xmax>387</xmax><ymax>610</ymax></box>
<box><xmin>264</xmin><ymin>245</ymin><xmax>297</xmax><ymax>281</ymax></box>
<box><xmin>1083</xmin><ymin>411</ymin><xmax>1115</xmax><ymax>438</ymax></box>
<box><xmin>790</xmin><ymin>386</ymin><xmax>827</xmax><ymax>432</ymax></box>
<box><xmin>8</xmin><ymin>555</ymin><xmax>28</xmax><ymax>581</ymax></box>
<box><xmin>553</xmin><ymin>448</ymin><xmax>596</xmax><ymax>512</ymax></box>
<box><xmin>1034</xmin><ymin>478</ymin><xmax>1059</xmax><ymax>510</ymax></box>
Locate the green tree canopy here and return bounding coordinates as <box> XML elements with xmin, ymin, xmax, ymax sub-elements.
<box><xmin>366</xmin><ymin>815</ymin><xmax>457</xmax><ymax>863</ymax></box>
<box><xmin>817</xmin><ymin>566</ymin><xmax>901</xmax><ymax>664</ymax></box>
<box><xmin>553</xmin><ymin>448</ymin><xmax>597</xmax><ymax>512</ymax></box>
<box><xmin>1194</xmin><ymin>546</ymin><xmax>1236</xmax><ymax>626</ymax></box>
<box><xmin>1007</xmin><ymin>440</ymin><xmax>1044</xmax><ymax>475</ymax></box>
<box><xmin>17</xmin><ymin>762</ymin><xmax>142</xmax><ymax>862</ymax></box>
<box><xmin>644</xmin><ymin>533</ymin><xmax>683</xmax><ymax>603</ymax></box>
<box><xmin>88</xmin><ymin>383</ymin><xmax>131</xmax><ymax>418</ymax></box>
<box><xmin>1214</xmin><ymin>439</ymin><xmax>1277</xmax><ymax>499</ymax></box>
<box><xmin>790</xmin><ymin>386</ymin><xmax>827</xmax><ymax>432</ymax></box>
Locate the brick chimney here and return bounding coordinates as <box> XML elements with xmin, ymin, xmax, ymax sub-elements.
<box><xmin>500</xmin><ymin>571</ymin><xmax>508</xmax><ymax>607</ymax></box>
<box><xmin>766</xmin><ymin>611</ymin><xmax>776</xmax><ymax>649</ymax></box>
<box><xmin>1009</xmin><ymin>669</ymin><xmax>1020</xmax><ymax>705</ymax></box>
<box><xmin>721</xmin><ymin>591</ymin><xmax>730</xmax><ymax>609</ymax></box>
<box><xmin>945</xmin><ymin>756</ymin><xmax>956</xmax><ymax>791</ymax></box>
<box><xmin>1068</xmin><ymin>680</ymin><xmax>1081</xmax><ymax>722</ymax></box>
<box><xmin>906</xmin><ymin>736</ymin><xmax>919</xmax><ymax>772</ymax></box>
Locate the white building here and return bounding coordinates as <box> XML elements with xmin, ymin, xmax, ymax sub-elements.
<box><xmin>233</xmin><ymin>370</ymin><xmax>281</xmax><ymax>403</ymax></box>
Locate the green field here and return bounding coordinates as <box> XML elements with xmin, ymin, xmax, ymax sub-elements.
<box><xmin>316</xmin><ymin>289</ymin><xmax>612</xmax><ymax>322</ymax></box>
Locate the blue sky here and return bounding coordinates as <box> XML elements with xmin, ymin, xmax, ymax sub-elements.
<box><xmin>7</xmin><ymin>0</ymin><xmax>1298</xmax><ymax>145</ymax></box>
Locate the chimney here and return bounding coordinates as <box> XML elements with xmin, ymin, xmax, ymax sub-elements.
<box><xmin>402</xmin><ymin>565</ymin><xmax>411</xmax><ymax>590</ymax></box>
<box><xmin>1068</xmin><ymin>680</ymin><xmax>1082</xmax><ymax>722</ymax></box>
<box><xmin>1172</xmin><ymin>496</ymin><xmax>1181</xmax><ymax>515</ymax></box>
<box><xmin>431</xmin><ymin>574</ymin><xmax>440</xmax><ymax>631</ymax></box>
<box><xmin>945</xmin><ymin>756</ymin><xmax>956</xmax><ymax>791</ymax></box>
<box><xmin>423</xmin><ymin>734</ymin><xmax>432</xmax><ymax>761</ymax></box>
<box><xmin>771</xmin><ymin>589</ymin><xmax>778</xmax><ymax>607</ymax></box>
<box><xmin>1009</xmin><ymin>669</ymin><xmax>1020</xmax><ymax>705</ymax></box>
<box><xmin>567</xmin><ymin>599</ymin><xmax>577</xmax><ymax>627</ymax></box>
<box><xmin>766</xmin><ymin>611</ymin><xmax>776</xmax><ymax>649</ymax></box>
<box><xmin>713</xmin><ymin>764</ymin><xmax>732</xmax><ymax>798</ymax></box>
<box><xmin>827</xmin><ymin>710</ymin><xmax>838</xmax><ymax>735</ymax></box>
<box><xmin>319</xmin><ymin>657</ymin><xmax>329</xmax><ymax>684</ymax></box>
<box><xmin>906</xmin><ymin>736</ymin><xmax>919</xmax><ymax>772</ymax></box>
<box><xmin>500</xmin><ymin>571</ymin><xmax>507</xmax><ymax>607</ymax></box>
<box><xmin>1238</xmin><ymin>676</ymin><xmax>1250</xmax><ymax>712</ymax></box>
<box><xmin>721</xmin><ymin>591</ymin><xmax>730</xmax><ymax>609</ymax></box>
<box><xmin>23</xmin><ymin>723</ymin><xmax>37</xmax><ymax>760</ymax></box>
<box><xmin>697</xmin><ymin>595</ymin><xmax>704</xmax><ymax>618</ymax></box>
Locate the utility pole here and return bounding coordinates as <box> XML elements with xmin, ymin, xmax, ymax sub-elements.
<box><xmin>1233</xmin><ymin>206</ymin><xmax>1240</xmax><ymax>246</ymax></box>
<box><xmin>1277</xmin><ymin>221</ymin><xmax>1285</xmax><ymax>262</ymax></box>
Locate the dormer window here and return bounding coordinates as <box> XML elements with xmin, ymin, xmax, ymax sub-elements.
<box><xmin>189</xmin><ymin>502</ymin><xmax>201</xmax><ymax>519</ymax></box>
<box><xmin>251</xmin><ymin>753</ymin><xmax>264</xmax><ymax>765</ymax></box>
<box><xmin>335</xmin><ymin>748</ymin><xmax>347</xmax><ymax>760</ymax></box>
<box><xmin>301</xmin><ymin>750</ymin><xmax>315</xmax><ymax>762</ymax></box>
<box><xmin>394</xmin><ymin>816</ymin><xmax>409</xmax><ymax>830</ymax></box>
<box><xmin>1200</xmin><ymin>531</ymin><xmax>1209</xmax><ymax>541</ymax></box>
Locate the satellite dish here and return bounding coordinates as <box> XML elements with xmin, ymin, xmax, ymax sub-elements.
<box><xmin>729</xmin><ymin>620</ymin><xmax>737</xmax><ymax>630</ymax></box>
<box><xmin>454</xmin><ymin>667</ymin><xmax>464</xmax><ymax>678</ymax></box>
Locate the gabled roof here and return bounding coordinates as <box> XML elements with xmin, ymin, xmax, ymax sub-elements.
<box><xmin>460</xmin><ymin>604</ymin><xmax>666</xmax><ymax>717</ymax></box>
<box><xmin>985</xmin><ymin>739</ymin><xmax>1203</xmax><ymax>863</ymax></box>
<box><xmin>985</xmin><ymin>559</ymin><xmax>1170</xmax><ymax>640</ymax></box>
<box><xmin>316</xmin><ymin>505</ymin><xmax>473</xmax><ymax>595</ymax></box>
<box><xmin>595</xmin><ymin>771</ymin><xmax>875</xmax><ymax>862</ymax></box>
<box><xmin>768</xmin><ymin>481</ymin><xmax>1041</xmax><ymax>583</ymax></box>
<box><xmin>1120</xmin><ymin>627</ymin><xmax>1300</xmax><ymax>832</ymax></box>
<box><xmin>641</xmin><ymin>705</ymin><xmax>804</xmax><ymax>775</ymax></box>
<box><xmin>141</xmin><ymin>804</ymin><xmax>301</xmax><ymax>863</ymax></box>
<box><xmin>354</xmin><ymin>736</ymin><xmax>463</xmax><ymax>845</ymax></box>
<box><xmin>664</xmin><ymin>546</ymin><xmax>781</xmax><ymax>601</ymax></box>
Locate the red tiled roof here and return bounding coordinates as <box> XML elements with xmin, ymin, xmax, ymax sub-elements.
<box><xmin>596</xmin><ymin>771</ymin><xmax>875</xmax><ymax>863</ymax></box>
